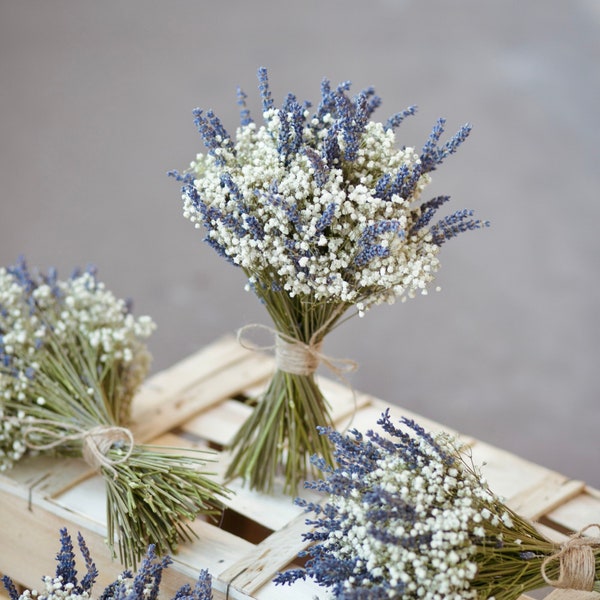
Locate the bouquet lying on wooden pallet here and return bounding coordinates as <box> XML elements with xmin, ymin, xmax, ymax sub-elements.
<box><xmin>2</xmin><ymin>528</ymin><xmax>213</xmax><ymax>600</ymax></box>
<box><xmin>275</xmin><ymin>410</ymin><xmax>600</xmax><ymax>599</ymax></box>
<box><xmin>0</xmin><ymin>258</ymin><xmax>229</xmax><ymax>568</ymax></box>
<box><xmin>171</xmin><ymin>67</ymin><xmax>488</xmax><ymax>494</ymax></box>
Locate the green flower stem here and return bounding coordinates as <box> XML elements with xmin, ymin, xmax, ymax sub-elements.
<box><xmin>104</xmin><ymin>445</ymin><xmax>226</xmax><ymax>569</ymax></box>
<box><xmin>226</xmin><ymin>275</ymin><xmax>354</xmax><ymax>493</ymax></box>
<box><xmin>226</xmin><ymin>368</ymin><xmax>335</xmax><ymax>494</ymax></box>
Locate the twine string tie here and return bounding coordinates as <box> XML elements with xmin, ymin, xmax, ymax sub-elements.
<box><xmin>24</xmin><ymin>420</ymin><xmax>134</xmax><ymax>477</ymax></box>
<box><xmin>237</xmin><ymin>323</ymin><xmax>357</xmax><ymax>377</ymax></box>
<box><xmin>541</xmin><ymin>524</ymin><xmax>600</xmax><ymax>591</ymax></box>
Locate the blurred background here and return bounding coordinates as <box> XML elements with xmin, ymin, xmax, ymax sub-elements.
<box><xmin>1</xmin><ymin>0</ymin><xmax>598</xmax><ymax>486</ymax></box>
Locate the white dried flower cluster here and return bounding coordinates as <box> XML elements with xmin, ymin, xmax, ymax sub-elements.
<box><xmin>0</xmin><ymin>405</ymin><xmax>25</xmax><ymax>470</ymax></box>
<box><xmin>0</xmin><ymin>262</ymin><xmax>155</xmax><ymax>471</ymax></box>
<box><xmin>14</xmin><ymin>572</ymin><xmax>161</xmax><ymax>600</ymax></box>
<box><xmin>183</xmin><ymin>110</ymin><xmax>440</xmax><ymax>310</ymax></box>
<box><xmin>16</xmin><ymin>577</ymin><xmax>90</xmax><ymax>600</ymax></box>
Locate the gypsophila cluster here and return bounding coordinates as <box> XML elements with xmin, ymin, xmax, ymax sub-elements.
<box><xmin>2</xmin><ymin>529</ymin><xmax>213</xmax><ymax>600</ymax></box>
<box><xmin>275</xmin><ymin>410</ymin><xmax>528</xmax><ymax>599</ymax></box>
<box><xmin>0</xmin><ymin>257</ymin><xmax>155</xmax><ymax>470</ymax></box>
<box><xmin>172</xmin><ymin>67</ymin><xmax>487</xmax><ymax>312</ymax></box>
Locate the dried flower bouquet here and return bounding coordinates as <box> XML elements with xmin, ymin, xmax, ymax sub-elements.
<box><xmin>275</xmin><ymin>410</ymin><xmax>600</xmax><ymax>599</ymax></box>
<box><xmin>0</xmin><ymin>258</ymin><xmax>228</xmax><ymax>568</ymax></box>
<box><xmin>172</xmin><ymin>68</ymin><xmax>488</xmax><ymax>493</ymax></box>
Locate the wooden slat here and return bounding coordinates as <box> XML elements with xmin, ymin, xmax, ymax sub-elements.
<box><xmin>0</xmin><ymin>454</ymin><xmax>89</xmax><ymax>501</ymax></box>
<box><xmin>0</xmin><ymin>490</ymin><xmax>195</xmax><ymax>596</ymax></box>
<box><xmin>507</xmin><ymin>472</ymin><xmax>586</xmax><ymax>521</ymax></box>
<box><xmin>134</xmin><ymin>335</ymin><xmax>252</xmax><ymax>416</ymax></box>
<box><xmin>218</xmin><ymin>509</ymin><xmax>319</xmax><ymax>597</ymax></box>
<box><xmin>183</xmin><ymin>399</ymin><xmax>253</xmax><ymax>447</ymax></box>
<box><xmin>468</xmin><ymin>441</ymin><xmax>554</xmax><ymax>502</ymax></box>
<box><xmin>347</xmin><ymin>402</ymin><xmax>475</xmax><ymax>441</ymax></box>
<box><xmin>546</xmin><ymin>490</ymin><xmax>600</xmax><ymax>533</ymax></box>
<box><xmin>131</xmin><ymin>338</ymin><xmax>274</xmax><ymax>443</ymax></box>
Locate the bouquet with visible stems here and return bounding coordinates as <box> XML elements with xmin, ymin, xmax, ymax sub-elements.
<box><xmin>172</xmin><ymin>67</ymin><xmax>488</xmax><ymax>494</ymax></box>
<box><xmin>275</xmin><ymin>410</ymin><xmax>600</xmax><ymax>599</ymax></box>
<box><xmin>0</xmin><ymin>258</ymin><xmax>229</xmax><ymax>568</ymax></box>
<box><xmin>2</xmin><ymin>528</ymin><xmax>214</xmax><ymax>600</ymax></box>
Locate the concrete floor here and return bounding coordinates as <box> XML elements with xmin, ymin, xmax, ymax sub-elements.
<box><xmin>0</xmin><ymin>0</ymin><xmax>599</xmax><ymax>487</ymax></box>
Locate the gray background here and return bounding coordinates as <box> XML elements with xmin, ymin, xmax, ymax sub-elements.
<box><xmin>1</xmin><ymin>1</ymin><xmax>598</xmax><ymax>487</ymax></box>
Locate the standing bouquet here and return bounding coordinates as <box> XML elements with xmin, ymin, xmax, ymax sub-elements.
<box><xmin>172</xmin><ymin>67</ymin><xmax>488</xmax><ymax>493</ymax></box>
<box><xmin>275</xmin><ymin>410</ymin><xmax>600</xmax><ymax>599</ymax></box>
<box><xmin>0</xmin><ymin>258</ymin><xmax>228</xmax><ymax>568</ymax></box>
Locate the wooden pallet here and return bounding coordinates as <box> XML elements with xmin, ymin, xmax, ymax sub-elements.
<box><xmin>0</xmin><ymin>335</ymin><xmax>598</xmax><ymax>599</ymax></box>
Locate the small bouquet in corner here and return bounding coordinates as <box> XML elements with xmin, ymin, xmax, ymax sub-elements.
<box><xmin>275</xmin><ymin>410</ymin><xmax>600</xmax><ymax>599</ymax></box>
<box><xmin>2</xmin><ymin>528</ymin><xmax>214</xmax><ymax>600</ymax></box>
<box><xmin>0</xmin><ymin>257</ymin><xmax>229</xmax><ymax>568</ymax></box>
<box><xmin>171</xmin><ymin>67</ymin><xmax>488</xmax><ymax>494</ymax></box>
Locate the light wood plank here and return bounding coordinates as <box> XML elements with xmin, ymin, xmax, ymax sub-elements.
<box><xmin>218</xmin><ymin>508</ymin><xmax>319</xmax><ymax>596</ymax></box>
<box><xmin>0</xmin><ymin>489</ymin><xmax>193</xmax><ymax>596</ymax></box>
<box><xmin>547</xmin><ymin>491</ymin><xmax>600</xmax><ymax>533</ymax></box>
<box><xmin>507</xmin><ymin>472</ymin><xmax>585</xmax><ymax>521</ymax></box>
<box><xmin>183</xmin><ymin>399</ymin><xmax>253</xmax><ymax>447</ymax></box>
<box><xmin>469</xmin><ymin>441</ymin><xmax>553</xmax><ymax>502</ymax></box>
<box><xmin>131</xmin><ymin>348</ymin><xmax>274</xmax><ymax>444</ymax></box>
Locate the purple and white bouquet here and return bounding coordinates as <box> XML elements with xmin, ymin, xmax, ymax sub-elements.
<box><xmin>275</xmin><ymin>410</ymin><xmax>600</xmax><ymax>599</ymax></box>
<box><xmin>0</xmin><ymin>258</ymin><xmax>228</xmax><ymax>568</ymax></box>
<box><xmin>2</xmin><ymin>528</ymin><xmax>213</xmax><ymax>600</ymax></box>
<box><xmin>172</xmin><ymin>68</ymin><xmax>488</xmax><ymax>493</ymax></box>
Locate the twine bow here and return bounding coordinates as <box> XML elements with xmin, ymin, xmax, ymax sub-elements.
<box><xmin>541</xmin><ymin>524</ymin><xmax>600</xmax><ymax>591</ymax></box>
<box><xmin>24</xmin><ymin>420</ymin><xmax>134</xmax><ymax>477</ymax></box>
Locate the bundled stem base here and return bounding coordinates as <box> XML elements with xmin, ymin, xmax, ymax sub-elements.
<box><xmin>225</xmin><ymin>369</ymin><xmax>335</xmax><ymax>494</ymax></box>
<box><xmin>103</xmin><ymin>444</ymin><xmax>228</xmax><ymax>568</ymax></box>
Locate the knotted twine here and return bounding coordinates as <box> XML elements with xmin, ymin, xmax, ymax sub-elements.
<box><xmin>541</xmin><ymin>524</ymin><xmax>600</xmax><ymax>591</ymax></box>
<box><xmin>237</xmin><ymin>322</ymin><xmax>359</xmax><ymax>429</ymax></box>
<box><xmin>23</xmin><ymin>420</ymin><xmax>134</xmax><ymax>477</ymax></box>
<box><xmin>237</xmin><ymin>323</ymin><xmax>358</xmax><ymax>378</ymax></box>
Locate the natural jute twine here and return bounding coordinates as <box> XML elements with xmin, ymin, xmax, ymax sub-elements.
<box><xmin>237</xmin><ymin>323</ymin><xmax>357</xmax><ymax>377</ymax></box>
<box><xmin>541</xmin><ymin>524</ymin><xmax>600</xmax><ymax>591</ymax></box>
<box><xmin>237</xmin><ymin>322</ymin><xmax>359</xmax><ymax>430</ymax></box>
<box><xmin>24</xmin><ymin>420</ymin><xmax>134</xmax><ymax>477</ymax></box>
